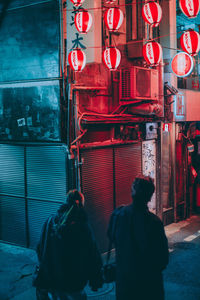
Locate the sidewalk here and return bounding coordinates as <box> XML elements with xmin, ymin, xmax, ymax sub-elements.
<box><xmin>0</xmin><ymin>215</ymin><xmax>200</xmax><ymax>300</ymax></box>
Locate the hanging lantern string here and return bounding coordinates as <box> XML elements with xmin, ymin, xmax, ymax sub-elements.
<box><xmin>77</xmin><ymin>31</ymin><xmax>183</xmax><ymax>52</ymax></box>
<box><xmin>65</xmin><ymin>1</ymin><xmax>152</xmax><ymax>12</ymax></box>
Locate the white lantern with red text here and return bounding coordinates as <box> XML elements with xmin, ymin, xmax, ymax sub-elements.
<box><xmin>75</xmin><ymin>10</ymin><xmax>92</xmax><ymax>34</ymax></box>
<box><xmin>70</xmin><ymin>0</ymin><xmax>85</xmax><ymax>7</ymax></box>
<box><xmin>143</xmin><ymin>41</ymin><xmax>162</xmax><ymax>66</ymax></box>
<box><xmin>142</xmin><ymin>2</ymin><xmax>162</xmax><ymax>27</ymax></box>
<box><xmin>171</xmin><ymin>52</ymin><xmax>194</xmax><ymax>77</ymax></box>
<box><xmin>179</xmin><ymin>0</ymin><xmax>200</xmax><ymax>18</ymax></box>
<box><xmin>105</xmin><ymin>0</ymin><xmax>117</xmax><ymax>3</ymax></box>
<box><xmin>68</xmin><ymin>48</ymin><xmax>86</xmax><ymax>71</ymax></box>
<box><xmin>104</xmin><ymin>8</ymin><xmax>124</xmax><ymax>31</ymax></box>
<box><xmin>103</xmin><ymin>47</ymin><xmax>121</xmax><ymax>70</ymax></box>
<box><xmin>180</xmin><ymin>30</ymin><xmax>200</xmax><ymax>56</ymax></box>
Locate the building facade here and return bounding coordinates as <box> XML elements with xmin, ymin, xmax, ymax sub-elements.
<box><xmin>0</xmin><ymin>0</ymin><xmax>200</xmax><ymax>252</ymax></box>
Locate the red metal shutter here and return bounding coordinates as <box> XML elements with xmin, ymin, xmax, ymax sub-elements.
<box><xmin>114</xmin><ymin>143</ymin><xmax>142</xmax><ymax>207</ymax></box>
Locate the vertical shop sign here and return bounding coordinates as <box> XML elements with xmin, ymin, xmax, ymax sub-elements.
<box><xmin>66</xmin><ymin>0</ymin><xmax>101</xmax><ymax>63</ymax></box>
<box><xmin>142</xmin><ymin>140</ymin><xmax>156</xmax><ymax>211</ymax></box>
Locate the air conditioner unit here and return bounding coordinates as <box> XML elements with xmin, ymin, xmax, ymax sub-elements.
<box><xmin>119</xmin><ymin>66</ymin><xmax>159</xmax><ymax>102</ymax></box>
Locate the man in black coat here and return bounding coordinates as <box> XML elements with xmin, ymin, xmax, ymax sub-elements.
<box><xmin>108</xmin><ymin>176</ymin><xmax>169</xmax><ymax>300</ymax></box>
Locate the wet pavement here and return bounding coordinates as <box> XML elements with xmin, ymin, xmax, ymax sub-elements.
<box><xmin>0</xmin><ymin>215</ymin><xmax>200</xmax><ymax>300</ymax></box>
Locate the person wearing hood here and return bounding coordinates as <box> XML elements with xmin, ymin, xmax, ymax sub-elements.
<box><xmin>34</xmin><ymin>189</ymin><xmax>103</xmax><ymax>300</ymax></box>
<box><xmin>107</xmin><ymin>176</ymin><xmax>169</xmax><ymax>300</ymax></box>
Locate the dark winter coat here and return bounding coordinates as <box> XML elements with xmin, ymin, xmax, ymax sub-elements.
<box><xmin>36</xmin><ymin>207</ymin><xmax>103</xmax><ymax>293</ymax></box>
<box><xmin>108</xmin><ymin>203</ymin><xmax>169</xmax><ymax>300</ymax></box>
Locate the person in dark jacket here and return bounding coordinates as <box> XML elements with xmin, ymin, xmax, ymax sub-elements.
<box><xmin>34</xmin><ymin>189</ymin><xmax>103</xmax><ymax>300</ymax></box>
<box><xmin>108</xmin><ymin>176</ymin><xmax>169</xmax><ymax>300</ymax></box>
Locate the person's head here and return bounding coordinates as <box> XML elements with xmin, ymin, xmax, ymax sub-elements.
<box><xmin>66</xmin><ymin>189</ymin><xmax>85</xmax><ymax>208</ymax></box>
<box><xmin>54</xmin><ymin>190</ymin><xmax>85</xmax><ymax>235</ymax></box>
<box><xmin>131</xmin><ymin>175</ymin><xmax>155</xmax><ymax>206</ymax></box>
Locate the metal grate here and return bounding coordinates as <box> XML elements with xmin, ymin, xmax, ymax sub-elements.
<box><xmin>121</xmin><ymin>69</ymin><xmax>131</xmax><ymax>98</ymax></box>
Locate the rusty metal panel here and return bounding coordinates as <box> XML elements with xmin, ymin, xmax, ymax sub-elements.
<box><xmin>80</xmin><ymin>148</ymin><xmax>114</xmax><ymax>252</ymax></box>
<box><xmin>115</xmin><ymin>143</ymin><xmax>142</xmax><ymax>207</ymax></box>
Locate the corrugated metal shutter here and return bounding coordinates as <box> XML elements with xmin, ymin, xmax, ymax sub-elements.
<box><xmin>0</xmin><ymin>145</ymin><xmax>26</xmax><ymax>246</ymax></box>
<box><xmin>26</xmin><ymin>145</ymin><xmax>68</xmax><ymax>248</ymax></box>
<box><xmin>26</xmin><ymin>146</ymin><xmax>67</xmax><ymax>202</ymax></box>
<box><xmin>115</xmin><ymin>143</ymin><xmax>142</xmax><ymax>207</ymax></box>
<box><xmin>81</xmin><ymin>148</ymin><xmax>114</xmax><ymax>252</ymax></box>
<box><xmin>28</xmin><ymin>199</ymin><xmax>61</xmax><ymax>249</ymax></box>
<box><xmin>0</xmin><ymin>195</ymin><xmax>26</xmax><ymax>246</ymax></box>
<box><xmin>0</xmin><ymin>144</ymin><xmax>24</xmax><ymax>196</ymax></box>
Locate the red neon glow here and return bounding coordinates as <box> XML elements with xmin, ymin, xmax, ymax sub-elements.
<box><xmin>179</xmin><ymin>0</ymin><xmax>200</xmax><ymax>17</ymax></box>
<box><xmin>75</xmin><ymin>10</ymin><xmax>92</xmax><ymax>34</ymax></box>
<box><xmin>104</xmin><ymin>8</ymin><xmax>124</xmax><ymax>31</ymax></box>
<box><xmin>102</xmin><ymin>47</ymin><xmax>121</xmax><ymax>70</ymax></box>
<box><xmin>142</xmin><ymin>2</ymin><xmax>162</xmax><ymax>27</ymax></box>
<box><xmin>68</xmin><ymin>48</ymin><xmax>86</xmax><ymax>71</ymax></box>
<box><xmin>70</xmin><ymin>0</ymin><xmax>85</xmax><ymax>7</ymax></box>
<box><xmin>171</xmin><ymin>52</ymin><xmax>194</xmax><ymax>77</ymax></box>
<box><xmin>143</xmin><ymin>41</ymin><xmax>162</xmax><ymax>65</ymax></box>
<box><xmin>180</xmin><ymin>30</ymin><xmax>200</xmax><ymax>56</ymax></box>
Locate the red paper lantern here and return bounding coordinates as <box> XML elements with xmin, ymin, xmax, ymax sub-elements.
<box><xmin>143</xmin><ymin>41</ymin><xmax>162</xmax><ymax>65</ymax></box>
<box><xmin>180</xmin><ymin>30</ymin><xmax>200</xmax><ymax>56</ymax></box>
<box><xmin>70</xmin><ymin>0</ymin><xmax>85</xmax><ymax>7</ymax></box>
<box><xmin>102</xmin><ymin>47</ymin><xmax>121</xmax><ymax>70</ymax></box>
<box><xmin>142</xmin><ymin>2</ymin><xmax>162</xmax><ymax>27</ymax></box>
<box><xmin>68</xmin><ymin>48</ymin><xmax>86</xmax><ymax>71</ymax></box>
<box><xmin>104</xmin><ymin>8</ymin><xmax>124</xmax><ymax>31</ymax></box>
<box><xmin>75</xmin><ymin>10</ymin><xmax>92</xmax><ymax>34</ymax></box>
<box><xmin>171</xmin><ymin>52</ymin><xmax>194</xmax><ymax>77</ymax></box>
<box><xmin>105</xmin><ymin>0</ymin><xmax>117</xmax><ymax>3</ymax></box>
<box><xmin>179</xmin><ymin>0</ymin><xmax>200</xmax><ymax>18</ymax></box>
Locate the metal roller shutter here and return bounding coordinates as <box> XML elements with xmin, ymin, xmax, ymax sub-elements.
<box><xmin>0</xmin><ymin>144</ymin><xmax>26</xmax><ymax>245</ymax></box>
<box><xmin>0</xmin><ymin>144</ymin><xmax>24</xmax><ymax>197</ymax></box>
<box><xmin>28</xmin><ymin>199</ymin><xmax>61</xmax><ymax>249</ymax></box>
<box><xmin>0</xmin><ymin>195</ymin><xmax>26</xmax><ymax>246</ymax></box>
<box><xmin>81</xmin><ymin>148</ymin><xmax>114</xmax><ymax>252</ymax></box>
<box><xmin>115</xmin><ymin>143</ymin><xmax>142</xmax><ymax>207</ymax></box>
<box><xmin>26</xmin><ymin>145</ymin><xmax>68</xmax><ymax>248</ymax></box>
<box><xmin>26</xmin><ymin>146</ymin><xmax>67</xmax><ymax>202</ymax></box>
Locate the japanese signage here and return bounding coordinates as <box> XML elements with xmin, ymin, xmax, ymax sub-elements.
<box><xmin>66</xmin><ymin>0</ymin><xmax>101</xmax><ymax>64</ymax></box>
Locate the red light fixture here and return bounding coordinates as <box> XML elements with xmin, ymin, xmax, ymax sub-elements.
<box><xmin>171</xmin><ymin>52</ymin><xmax>194</xmax><ymax>77</ymax></box>
<box><xmin>68</xmin><ymin>48</ymin><xmax>86</xmax><ymax>71</ymax></box>
<box><xmin>142</xmin><ymin>2</ymin><xmax>162</xmax><ymax>27</ymax></box>
<box><xmin>180</xmin><ymin>29</ymin><xmax>200</xmax><ymax>56</ymax></box>
<box><xmin>179</xmin><ymin>0</ymin><xmax>200</xmax><ymax>18</ymax></box>
<box><xmin>104</xmin><ymin>8</ymin><xmax>124</xmax><ymax>31</ymax></box>
<box><xmin>143</xmin><ymin>41</ymin><xmax>162</xmax><ymax>66</ymax></box>
<box><xmin>102</xmin><ymin>47</ymin><xmax>121</xmax><ymax>70</ymax></box>
<box><xmin>70</xmin><ymin>0</ymin><xmax>85</xmax><ymax>7</ymax></box>
<box><xmin>74</xmin><ymin>10</ymin><xmax>92</xmax><ymax>34</ymax></box>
